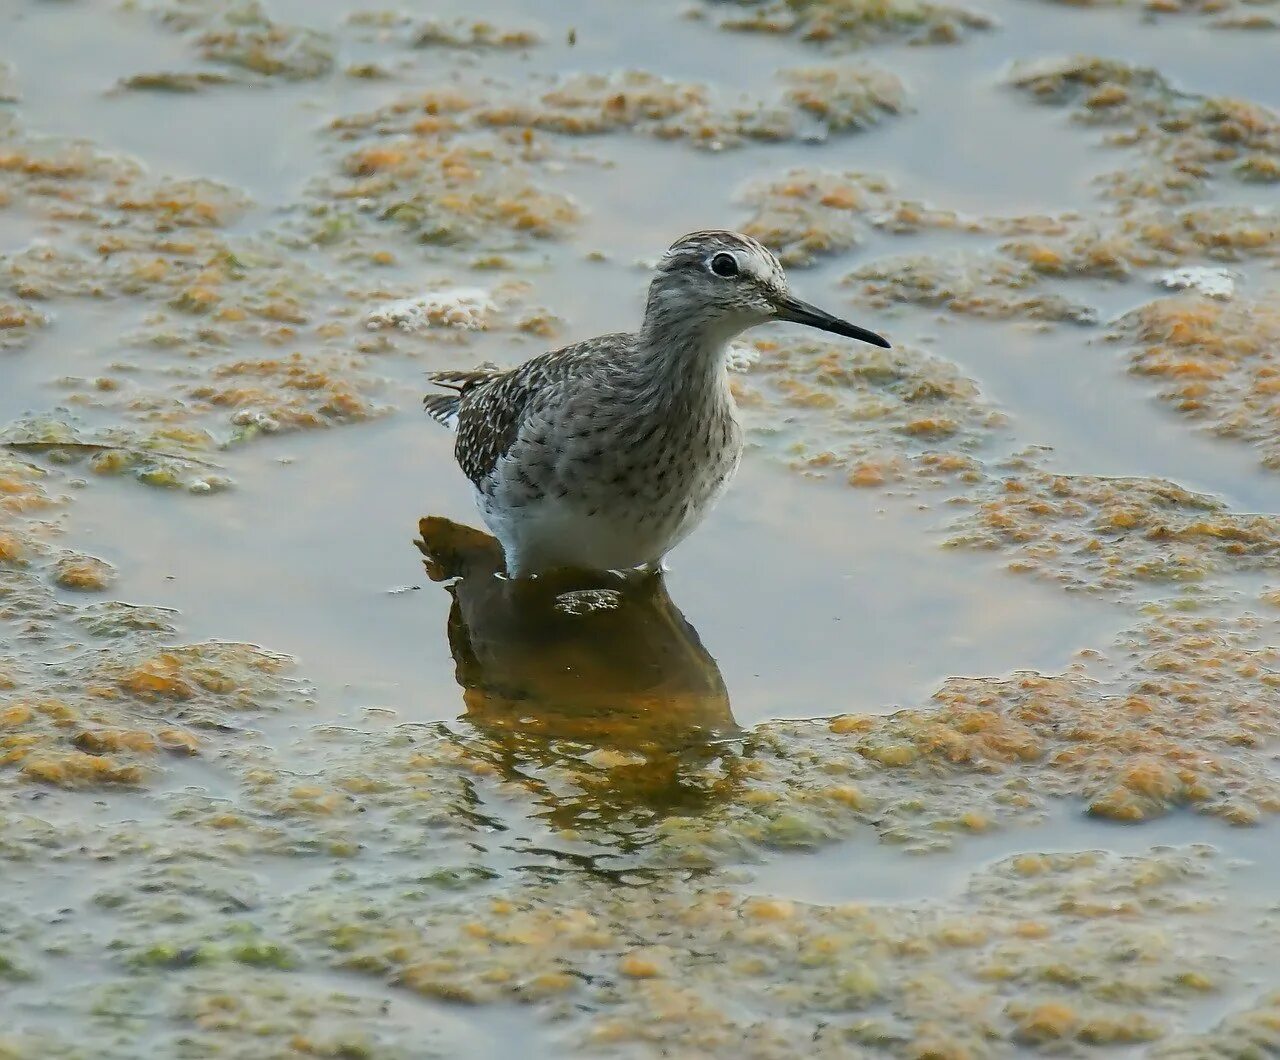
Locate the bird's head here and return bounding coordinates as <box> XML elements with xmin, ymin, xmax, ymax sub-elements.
<box><xmin>645</xmin><ymin>230</ymin><xmax>890</xmax><ymax>349</ymax></box>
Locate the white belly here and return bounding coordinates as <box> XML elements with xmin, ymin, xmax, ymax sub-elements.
<box><xmin>477</xmin><ymin>492</ymin><xmax>697</xmax><ymax>577</ymax></box>
<box><xmin>470</xmin><ymin>389</ymin><xmax>744</xmax><ymax>577</ymax></box>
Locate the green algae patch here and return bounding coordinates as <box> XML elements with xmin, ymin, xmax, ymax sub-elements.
<box><xmin>14</xmin><ymin>967</ymin><xmax>448</xmax><ymax>1059</ymax></box>
<box><xmin>0</xmin><ymin>112</ymin><xmax>402</xmax><ymax>469</ymax></box>
<box><xmin>2</xmin><ymin>419</ymin><xmax>228</xmax><ymax>493</ymax></box>
<box><xmin>277</xmin><ymin>845</ymin><xmax>1268</xmax><ymax>1056</ymax></box>
<box><xmin>1021</xmin><ymin>0</ymin><xmax>1280</xmax><ymax>31</ymax></box>
<box><xmin>0</xmin><ymin>462</ymin><xmax>301</xmax><ymax>791</ymax></box>
<box><xmin>739</xmin><ymin>168</ymin><xmax>1067</xmax><ymax>267</ymax></box>
<box><xmin>5</xmin><ymin>456</ymin><xmax>1280</xmax><ymax>1054</ymax></box>
<box><xmin>850</xmin><ymin>251</ymin><xmax>1100</xmax><ymax>325</ymax></box>
<box><xmin>701</xmin><ymin>0</ymin><xmax>994</xmax><ymax>49</ymax></box>
<box><xmin>739</xmin><ymin>163</ymin><xmax>1279</xmax><ymax>339</ymax></box>
<box><xmin>0</xmin><ymin>635</ymin><xmax>296</xmax><ymax>790</ymax></box>
<box><xmin>1152</xmin><ymin>991</ymin><xmax>1280</xmax><ymax>1057</ymax></box>
<box><xmin>475</xmin><ymin>65</ymin><xmax>905</xmax><ymax>146</ymax></box>
<box><xmin>267</xmin><ymin>593</ymin><xmax>1280</xmax><ymax>863</ymax></box>
<box><xmin>841</xmin><ymin>202</ymin><xmax>1278</xmax><ymax>325</ymax></box>
<box><xmin>328</xmin><ymin>65</ymin><xmax>905</xmax><ymax>161</ymax></box>
<box><xmin>137</xmin><ymin>0</ymin><xmax>336</xmax><ymax>84</ymax></box>
<box><xmin>946</xmin><ymin>462</ymin><xmax>1280</xmax><ymax>594</ymax></box>
<box><xmin>0</xmin><ymin>300</ymin><xmax>47</xmax><ymax>352</ymax></box>
<box><xmin>1114</xmin><ymin>291</ymin><xmax>1280</xmax><ymax>472</ymax></box>
<box><xmin>412</xmin><ymin>18</ymin><xmax>541</xmax><ymax>50</ymax></box>
<box><xmin>116</xmin><ymin>70</ymin><xmax>241</xmax><ymax>93</ymax></box>
<box><xmin>327</xmin><ymin>136</ymin><xmax>581</xmax><ymax>248</ymax></box>
<box><xmin>1008</xmin><ymin>56</ymin><xmax>1280</xmax><ymax>204</ymax></box>
<box><xmin>50</xmin><ymin>553</ymin><xmax>116</xmax><ymax>593</ymax></box>
<box><xmin>733</xmin><ymin>335</ymin><xmax>1002</xmax><ymax>492</ymax></box>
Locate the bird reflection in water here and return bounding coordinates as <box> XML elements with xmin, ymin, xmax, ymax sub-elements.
<box><xmin>415</xmin><ymin>517</ymin><xmax>743</xmax><ymax>833</ymax></box>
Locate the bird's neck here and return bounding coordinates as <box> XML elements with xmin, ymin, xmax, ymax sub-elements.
<box><xmin>633</xmin><ymin>305</ymin><xmax>741</xmax><ymax>408</ymax></box>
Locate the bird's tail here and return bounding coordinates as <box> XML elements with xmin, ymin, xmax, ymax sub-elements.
<box><xmin>422</xmin><ymin>392</ymin><xmax>461</xmax><ymax>429</ymax></box>
<box><xmin>422</xmin><ymin>364</ymin><xmax>502</xmax><ymax>431</ymax></box>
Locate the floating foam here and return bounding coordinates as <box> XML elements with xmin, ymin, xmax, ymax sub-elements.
<box><xmin>366</xmin><ymin>288</ymin><xmax>497</xmax><ymax>332</ymax></box>
<box><xmin>1158</xmin><ymin>266</ymin><xmax>1237</xmax><ymax>301</ymax></box>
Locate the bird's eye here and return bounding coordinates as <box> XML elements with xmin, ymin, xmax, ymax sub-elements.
<box><xmin>710</xmin><ymin>252</ymin><xmax>739</xmax><ymax>278</ymax></box>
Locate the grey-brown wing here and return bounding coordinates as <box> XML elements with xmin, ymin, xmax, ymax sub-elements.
<box><xmin>446</xmin><ymin>335</ymin><xmax>634</xmax><ymax>487</ymax></box>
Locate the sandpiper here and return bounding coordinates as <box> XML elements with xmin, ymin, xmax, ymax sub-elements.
<box><xmin>423</xmin><ymin>230</ymin><xmax>890</xmax><ymax>577</ymax></box>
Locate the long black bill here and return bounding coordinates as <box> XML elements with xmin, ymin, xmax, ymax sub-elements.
<box><xmin>775</xmin><ymin>294</ymin><xmax>891</xmax><ymax>348</ymax></box>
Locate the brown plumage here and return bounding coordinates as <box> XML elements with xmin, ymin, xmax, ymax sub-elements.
<box><xmin>425</xmin><ymin>342</ymin><xmax>621</xmax><ymax>487</ymax></box>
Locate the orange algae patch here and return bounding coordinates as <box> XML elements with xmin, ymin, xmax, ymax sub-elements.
<box><xmin>156</xmin><ymin>727</ymin><xmax>199</xmax><ymax>754</ymax></box>
<box><xmin>1008</xmin><ymin>56</ymin><xmax>1280</xmax><ymax>204</ymax></box>
<box><xmin>738</xmin><ymin>168</ymin><xmax>1063</xmax><ymax>268</ymax></box>
<box><xmin>108</xmin><ymin>642</ymin><xmax>290</xmax><ymax>706</ymax></box>
<box><xmin>346</xmin><ymin>146</ymin><xmax>409</xmax><ymax>175</ymax></box>
<box><xmin>852</xmin><ymin>250</ymin><xmax>1098</xmax><ymax>324</ymax></box>
<box><xmin>413</xmin><ymin>19</ymin><xmax>540</xmax><ymax>50</ymax></box>
<box><xmin>21</xmin><ymin>751</ymin><xmax>143</xmax><ymax>786</ymax></box>
<box><xmin>110</xmin><ymin>179</ymin><xmax>249</xmax><ymax>229</ymax></box>
<box><xmin>709</xmin><ymin>0</ymin><xmax>993</xmax><ymax>48</ymax></box>
<box><xmin>1088</xmin><ymin>757</ymin><xmax>1194</xmax><ymax>822</ymax></box>
<box><xmin>299</xmin><ymin>846</ymin><xmax>1250</xmax><ymax>1055</ymax></box>
<box><xmin>0</xmin><ymin>612</ymin><xmax>290</xmax><ymax>799</ymax></box>
<box><xmin>824</xmin><ymin>784</ymin><xmax>871</xmax><ymax>809</ymax></box>
<box><xmin>1</xmin><ymin>704</ymin><xmax>33</xmax><ymax>726</ymax></box>
<box><xmin>323</xmin><ymin>134</ymin><xmax>580</xmax><ymax>246</ymax></box>
<box><xmin>70</xmin><ymin>728</ymin><xmax>159</xmax><ymax>755</ymax></box>
<box><xmin>948</xmin><ymin>466</ymin><xmax>1280</xmax><ymax>592</ymax></box>
<box><xmin>0</xmin><ymin>146</ymin><xmax>102</xmax><ymax>179</ymax></box>
<box><xmin>171</xmin><ymin>285</ymin><xmax>221</xmax><ymax>313</ymax></box>
<box><xmin>0</xmin><ymin>530</ymin><xmax>26</xmax><ymax>563</ymax></box>
<box><xmin>744</xmin><ymin>899</ymin><xmax>795</xmax><ymax>921</ymax></box>
<box><xmin>334</xmin><ymin>66</ymin><xmax>904</xmax><ymax>180</ymax></box>
<box><xmin>1117</xmin><ymin>293</ymin><xmax>1280</xmax><ymax>470</ymax></box>
<box><xmin>737</xmin><ymin>336</ymin><xmax>1002</xmax><ymax>493</ymax></box>
<box><xmin>847</xmin><ymin>462</ymin><xmax>887</xmax><ymax>487</ymax></box>
<box><xmin>739</xmin><ymin>171</ymin><xmax>871</xmax><ymax>265</ymax></box>
<box><xmin>934</xmin><ymin>618</ymin><xmax>1279</xmax><ymax>823</ymax></box>
<box><xmin>0</xmin><ymin>301</ymin><xmax>47</xmax><ymax>342</ymax></box>
<box><xmin>780</xmin><ymin>65</ymin><xmax>905</xmax><ymax>132</ymax></box>
<box><xmin>51</xmin><ymin>553</ymin><xmax>116</xmax><ymax>591</ymax></box>
<box><xmin>187</xmin><ymin>353</ymin><xmax>386</xmax><ymax>433</ymax></box>
<box><xmin>121</xmin><ymin>653</ymin><xmax>195</xmax><ymax>700</ymax></box>
<box><xmin>740</xmin><ymin>607</ymin><xmax>1280</xmax><ymax>840</ymax></box>
<box><xmin>618</xmin><ymin>950</ymin><xmax>667</xmax><ymax>978</ymax></box>
<box><xmin>1009</xmin><ymin>1001</ymin><xmax>1078</xmax><ymax>1043</ymax></box>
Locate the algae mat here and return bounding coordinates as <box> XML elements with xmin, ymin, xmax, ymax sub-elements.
<box><xmin>2</xmin><ymin>0</ymin><xmax>1280</xmax><ymax>1056</ymax></box>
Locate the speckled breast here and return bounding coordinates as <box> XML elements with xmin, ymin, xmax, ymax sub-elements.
<box><xmin>585</xmin><ymin>400</ymin><xmax>744</xmax><ymax>547</ymax></box>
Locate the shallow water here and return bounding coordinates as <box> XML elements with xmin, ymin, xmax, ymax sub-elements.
<box><xmin>4</xmin><ymin>0</ymin><xmax>1280</xmax><ymax>1055</ymax></box>
<box><xmin>64</xmin><ymin>429</ymin><xmax>1121</xmax><ymax>724</ymax></box>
